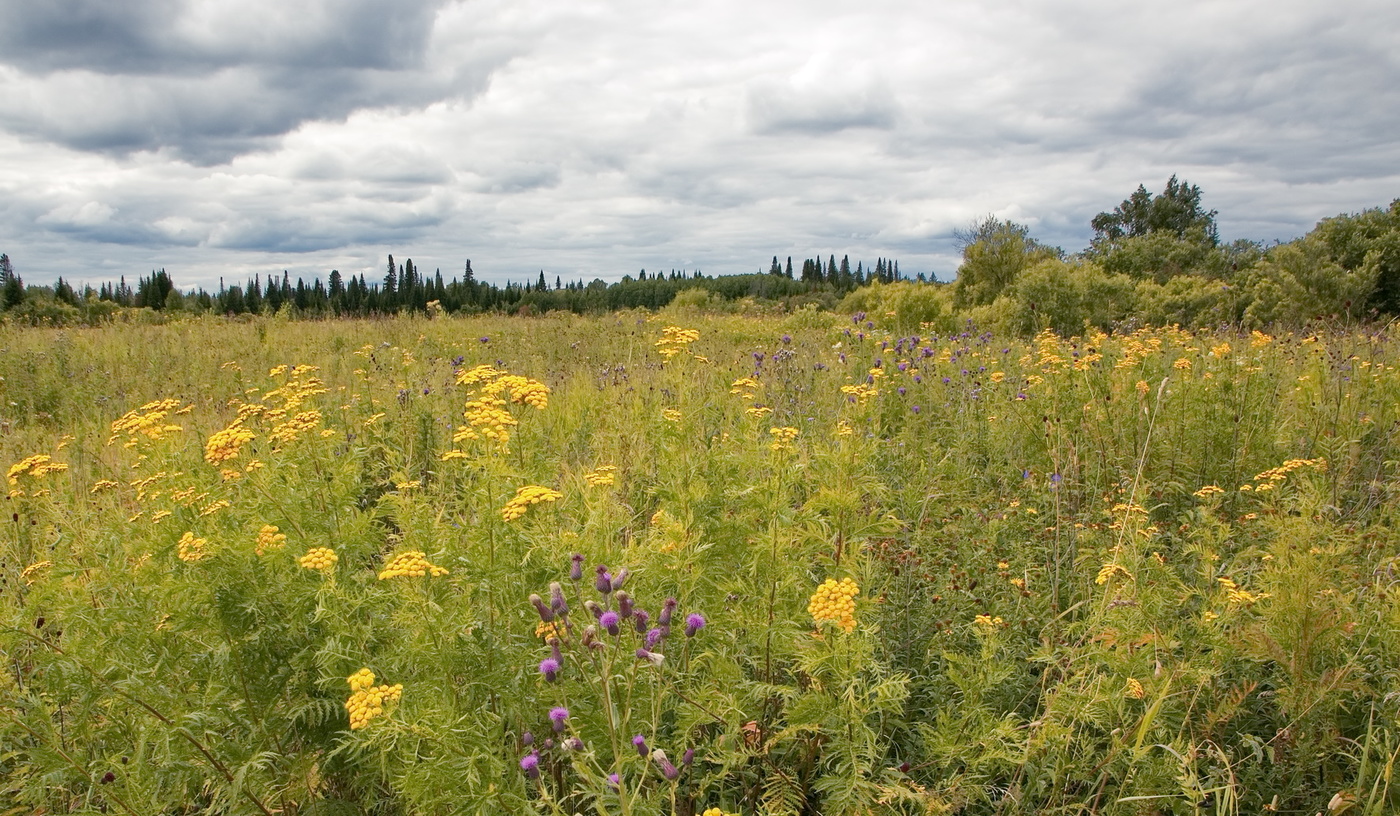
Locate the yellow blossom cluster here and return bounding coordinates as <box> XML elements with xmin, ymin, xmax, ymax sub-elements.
<box><xmin>1251</xmin><ymin>458</ymin><xmax>1327</xmax><ymax>491</ymax></box>
<box><xmin>536</xmin><ymin>620</ymin><xmax>562</xmax><ymax>640</ymax></box>
<box><xmin>702</xmin><ymin>808</ymin><xmax>740</xmax><ymax>816</ymax></box>
<box><xmin>255</xmin><ymin>524</ymin><xmax>287</xmax><ymax>555</ymax></box>
<box><xmin>769</xmin><ymin>426</ymin><xmax>800</xmax><ymax>451</ymax></box>
<box><xmin>7</xmin><ymin>454</ymin><xmax>69</xmax><ymax>486</ymax></box>
<box><xmin>834</xmin><ymin>420</ymin><xmax>854</xmax><ymax>437</ymax></box>
<box><xmin>730</xmin><ymin>375</ymin><xmax>761</xmax><ymax>397</ymax></box>
<box><xmin>345</xmin><ymin>669</ymin><xmax>402</xmax><ymax>730</ymax></box>
<box><xmin>1094</xmin><ymin>563</ymin><xmax>1134</xmax><ymax>585</ymax></box>
<box><xmin>973</xmin><ymin>614</ymin><xmax>1005</xmax><ymax>628</ymax></box>
<box><xmin>262</xmin><ymin>366</ymin><xmax>328</xmax><ymax>418</ymax></box>
<box><xmin>486</xmin><ymin>374</ymin><xmax>550</xmax><ymax>409</ymax></box>
<box><xmin>378</xmin><ymin>551</ymin><xmax>449</xmax><ymax>579</ymax></box>
<box><xmin>177</xmin><ymin>532</ymin><xmax>209</xmax><ymax>563</ymax></box>
<box><xmin>454</xmin><ymin>394</ymin><xmax>517</xmax><ymax>445</ymax></box>
<box><xmin>501</xmin><ymin>485</ymin><xmax>563</xmax><ymax>521</ymax></box>
<box><xmin>299</xmin><ymin>547</ymin><xmax>338</xmax><ymax>571</ymax></box>
<box><xmin>90</xmin><ymin>479</ymin><xmax>119</xmax><ymax>492</ymax></box>
<box><xmin>204</xmin><ymin>428</ymin><xmax>256</xmax><ymax>467</ymax></box>
<box><xmin>840</xmin><ymin>383</ymin><xmax>878</xmax><ymax>403</ymax></box>
<box><xmin>1124</xmin><ymin>677</ymin><xmax>1145</xmax><ymax>699</ymax></box>
<box><xmin>584</xmin><ymin>465</ymin><xmax>617</xmax><ymax>486</ymax></box>
<box><xmin>808</xmin><ymin>577</ymin><xmax>859</xmax><ymax>632</ymax></box>
<box><xmin>655</xmin><ymin>326</ymin><xmax>701</xmax><ymax>359</ymax></box>
<box><xmin>745</xmin><ymin>405</ymin><xmax>773</xmax><ymax>419</ymax></box>
<box><xmin>1193</xmin><ymin>485</ymin><xmax>1225</xmax><ymax>499</ymax></box>
<box><xmin>108</xmin><ymin>399</ymin><xmax>189</xmax><ymax>447</ymax></box>
<box><xmin>1217</xmin><ymin>577</ymin><xmax>1270</xmax><ymax>606</ymax></box>
<box><xmin>268</xmin><ymin>410</ymin><xmax>323</xmax><ymax>447</ymax></box>
<box><xmin>662</xmin><ymin>408</ymin><xmax>682</xmax><ymax>422</ymax></box>
<box><xmin>445</xmin><ymin>366</ymin><xmax>549</xmax><ymax>454</ymax></box>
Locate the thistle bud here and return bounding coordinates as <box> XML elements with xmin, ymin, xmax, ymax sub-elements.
<box><xmin>522</xmin><ymin>731</ymin><xmax>534</xmax><ymax>747</ymax></box>
<box><xmin>633</xmin><ymin>608</ymin><xmax>650</xmax><ymax>633</ymax></box>
<box><xmin>651</xmin><ymin>748</ymin><xmax>680</xmax><ymax>780</ymax></box>
<box><xmin>529</xmin><ymin>593</ymin><xmax>554</xmax><ymax>622</ymax></box>
<box><xmin>611</xmin><ymin>567</ymin><xmax>630</xmax><ymax>591</ymax></box>
<box><xmin>595</xmin><ymin>565</ymin><xmax>613</xmax><ymax>594</ymax></box>
<box><xmin>564</xmin><ymin>737</ymin><xmax>584</xmax><ymax>751</ymax></box>
<box><xmin>584</xmin><ymin>600</ymin><xmax>604</xmax><ymax>620</ymax></box>
<box><xmin>570</xmin><ymin>553</ymin><xmax>584</xmax><ymax>581</ymax></box>
<box><xmin>632</xmin><ymin>734</ymin><xmax>649</xmax><ymax>756</ymax></box>
<box><xmin>616</xmin><ymin>590</ymin><xmax>634</xmax><ymax>619</ymax></box>
<box><xmin>658</xmin><ymin>597</ymin><xmax>678</xmax><ymax>626</ymax></box>
<box><xmin>682</xmin><ymin>748</ymin><xmax>694</xmax><ymax>767</ymax></box>
<box><xmin>549</xmin><ymin>582</ymin><xmax>568</xmax><ymax>616</ymax></box>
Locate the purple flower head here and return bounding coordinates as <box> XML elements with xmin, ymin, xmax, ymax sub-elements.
<box><xmin>913</xmin><ymin>375</ymin><xmax>922</xmax><ymax>383</ymax></box>
<box><xmin>897</xmin><ymin>362</ymin><xmax>908</xmax><ymax>372</ymax></box>
<box><xmin>635</xmin><ymin>647</ymin><xmax>664</xmax><ymax>667</ymax></box>
<box><xmin>549</xmin><ymin>707</ymin><xmax>569</xmax><ymax>732</ymax></box>
<box><xmin>682</xmin><ymin>748</ymin><xmax>694</xmax><ymax>766</ymax></box>
<box><xmin>633</xmin><ymin>734</ymin><xmax>649</xmax><ymax>756</ymax></box>
<box><xmin>633</xmin><ymin>608</ymin><xmax>651</xmax><ymax>633</ymax></box>
<box><xmin>595</xmin><ymin>565</ymin><xmax>613</xmax><ymax>594</ymax></box>
<box><xmin>452</xmin><ymin>355</ymin><xmax>465</xmax><ymax>367</ymax></box>
<box><xmin>607</xmin><ymin>773</ymin><xmax>620</xmax><ymax>791</ymax></box>
<box><xmin>781</xmin><ymin>334</ymin><xmax>792</xmax><ymax>344</ymax></box>
<box><xmin>616</xmin><ymin>590</ymin><xmax>634</xmax><ymax>619</ymax></box>
<box><xmin>520</xmin><ymin>751</ymin><xmax>540</xmax><ymax>779</ymax></box>
<box><xmin>522</xmin><ymin>730</ymin><xmax>534</xmax><ymax>747</ymax></box>
<box><xmin>585</xmin><ymin>600</ymin><xmax>604</xmax><ymax>620</ymax></box>
<box><xmin>684</xmin><ymin>613</ymin><xmax>706</xmax><ymax>637</ymax></box>
<box><xmin>839</xmin><ymin>352</ymin><xmax>847</xmax><ymax>363</ymax></box>
<box><xmin>753</xmin><ymin>351</ymin><xmax>764</xmax><ymax>362</ymax></box>
<box><xmin>651</xmin><ymin>749</ymin><xmax>681</xmax><ymax>780</ymax></box>
<box><xmin>912</xmin><ymin>405</ymin><xmax>921</xmax><ymax>414</ymax></box>
<box><xmin>539</xmin><ymin>658</ymin><xmax>560</xmax><ymax>682</ymax></box>
<box><xmin>600</xmin><ymin>611</ymin><xmax>621</xmax><ymax>636</ymax></box>
<box><xmin>897</xmin><ymin>387</ymin><xmax>906</xmax><ymax>396</ymax></box>
<box><xmin>529</xmin><ymin>594</ymin><xmax>555</xmax><ymax>623</ymax></box>
<box><xmin>645</xmin><ymin>627</ymin><xmax>664</xmax><ymax>649</ymax></box>
<box><xmin>659</xmin><ymin>597</ymin><xmax>678</xmax><ymax>626</ymax></box>
<box><xmin>570</xmin><ymin>553</ymin><xmax>584</xmax><ymax>581</ymax></box>
<box><xmin>611</xmin><ymin>567</ymin><xmax>630</xmax><ymax>591</ymax></box>
<box><xmin>479</xmin><ymin>336</ymin><xmax>490</xmax><ymax>343</ymax></box>
<box><xmin>549</xmin><ymin>638</ymin><xmax>563</xmax><ymax>664</ymax></box>
<box><xmin>549</xmin><ymin>582</ymin><xmax>568</xmax><ymax>616</ymax></box>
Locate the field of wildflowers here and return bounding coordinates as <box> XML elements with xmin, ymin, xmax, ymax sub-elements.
<box><xmin>5</xmin><ymin>309</ymin><xmax>1400</xmax><ymax>815</ymax></box>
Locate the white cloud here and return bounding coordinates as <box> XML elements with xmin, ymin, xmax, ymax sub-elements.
<box><xmin>0</xmin><ymin>0</ymin><xmax>1397</xmax><ymax>289</ymax></box>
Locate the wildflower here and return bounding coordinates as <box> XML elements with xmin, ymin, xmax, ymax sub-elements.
<box><xmin>563</xmin><ymin>737</ymin><xmax>584</xmax><ymax>751</ymax></box>
<box><xmin>549</xmin><ymin>706</ymin><xmax>569</xmax><ymax>732</ymax></box>
<box><xmin>177</xmin><ymin>532</ymin><xmax>209</xmax><ymax>563</ymax></box>
<box><xmin>616</xmin><ymin>590</ymin><xmax>634</xmax><ymax>618</ymax></box>
<box><xmin>520</xmin><ymin>752</ymin><xmax>541</xmax><ymax>779</ymax></box>
<box><xmin>808</xmin><ymin>577</ymin><xmax>859</xmax><ymax>633</ymax></box>
<box><xmin>549</xmin><ymin>582</ymin><xmax>569</xmax><ymax>615</ymax></box>
<box><xmin>635</xmin><ymin>647</ymin><xmax>665</xmax><ymax>667</ymax></box>
<box><xmin>1125</xmin><ymin>677</ymin><xmax>1145</xmax><ymax>699</ymax></box>
<box><xmin>299</xmin><ymin>547</ymin><xmax>338</xmax><ymax>572</ymax></box>
<box><xmin>7</xmin><ymin>454</ymin><xmax>70</xmax><ymax>485</ymax></box>
<box><xmin>1193</xmin><ymin>485</ymin><xmax>1224</xmax><ymax>499</ymax></box>
<box><xmin>500</xmin><ymin>485</ymin><xmax>562</xmax><ymax>521</ymax></box>
<box><xmin>611</xmin><ymin>567</ymin><xmax>630</xmax><ymax>590</ymax></box>
<box><xmin>596</xmin><ymin>611</ymin><xmax>619</xmax><ymax>636</ymax></box>
<box><xmin>651</xmin><ymin>748</ymin><xmax>681</xmax><ymax>780</ymax></box>
<box><xmin>21</xmin><ymin>560</ymin><xmax>52</xmax><ymax>585</ymax></box>
<box><xmin>345</xmin><ymin>669</ymin><xmax>402</xmax><ymax>729</ymax></box>
<box><xmin>973</xmin><ymin>614</ymin><xmax>1004</xmax><ymax>628</ymax></box>
<box><xmin>596</xmin><ymin>564</ymin><xmax>613</xmax><ymax>594</ymax></box>
<box><xmin>570</xmin><ymin>552</ymin><xmax>585</xmax><ymax>581</ymax></box>
<box><xmin>685</xmin><ymin>613</ymin><xmax>706</xmax><ymax>637</ymax></box>
<box><xmin>662</xmin><ymin>408</ymin><xmax>682</xmax><ymax>422</ymax></box>
<box><xmin>769</xmin><ymin>426</ymin><xmax>800</xmax><ymax>451</ymax></box>
<box><xmin>585</xmin><ymin>465</ymin><xmax>617</xmax><ymax>486</ymax></box>
<box><xmin>530</xmin><ymin>594</ymin><xmax>555</xmax><ymax>622</ymax></box>
<box><xmin>646</xmin><ymin>628</ymin><xmax>664</xmax><ymax>649</ymax></box>
<box><xmin>633</xmin><ymin>608</ymin><xmax>651</xmax><ymax>633</ymax></box>
<box><xmin>658</xmin><ymin>597</ymin><xmax>678</xmax><ymax>627</ymax></box>
<box><xmin>1095</xmin><ymin>563</ymin><xmax>1133</xmax><ymax>585</ymax></box>
<box><xmin>204</xmin><ymin>426</ymin><xmax>255</xmax><ymax>465</ymax></box>
<box><xmin>378</xmin><ymin>550</ymin><xmax>449</xmax><ymax>579</ymax></box>
<box><xmin>633</xmin><ymin>734</ymin><xmax>649</xmax><ymax>756</ymax></box>
<box><xmin>655</xmin><ymin>326</ymin><xmax>701</xmax><ymax>359</ymax></box>
<box><xmin>255</xmin><ymin>525</ymin><xmax>287</xmax><ymax>555</ymax></box>
<box><xmin>608</xmin><ymin>773</ymin><xmax>620</xmax><ymax>791</ymax></box>
<box><xmin>539</xmin><ymin>658</ymin><xmax>560</xmax><ymax>682</ymax></box>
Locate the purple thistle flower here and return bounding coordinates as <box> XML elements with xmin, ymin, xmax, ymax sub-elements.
<box><xmin>897</xmin><ymin>387</ymin><xmax>906</xmax><ymax>396</ymax></box>
<box><xmin>912</xmin><ymin>405</ymin><xmax>921</xmax><ymax>414</ymax></box>
<box><xmin>646</xmin><ymin>627</ymin><xmax>664</xmax><ymax>649</ymax></box>
<box><xmin>479</xmin><ymin>336</ymin><xmax>490</xmax><ymax>343</ymax></box>
<box><xmin>539</xmin><ymin>658</ymin><xmax>560</xmax><ymax>682</ymax></box>
<box><xmin>633</xmin><ymin>608</ymin><xmax>650</xmax><ymax>633</ymax></box>
<box><xmin>529</xmin><ymin>594</ymin><xmax>554</xmax><ymax>622</ymax></box>
<box><xmin>549</xmin><ymin>707</ymin><xmax>569</xmax><ymax>732</ymax></box>
<box><xmin>611</xmin><ymin>567</ymin><xmax>630</xmax><ymax>591</ymax></box>
<box><xmin>608</xmin><ymin>773</ymin><xmax>620</xmax><ymax>791</ymax></box>
<box><xmin>616</xmin><ymin>590</ymin><xmax>634</xmax><ymax>619</ymax></box>
<box><xmin>633</xmin><ymin>734</ymin><xmax>649</xmax><ymax>756</ymax></box>
<box><xmin>595</xmin><ymin>565</ymin><xmax>613</xmax><ymax>594</ymax></box>
<box><xmin>684</xmin><ymin>613</ymin><xmax>706</xmax><ymax>637</ymax></box>
<box><xmin>682</xmin><ymin>748</ymin><xmax>694</xmax><ymax>766</ymax></box>
<box><xmin>520</xmin><ymin>751</ymin><xmax>540</xmax><ymax>779</ymax></box>
<box><xmin>659</xmin><ymin>598</ymin><xmax>677</xmax><ymax>626</ymax></box>
<box><xmin>570</xmin><ymin>553</ymin><xmax>584</xmax><ymax>581</ymax></box>
<box><xmin>549</xmin><ymin>582</ymin><xmax>568</xmax><ymax>616</ymax></box>
<box><xmin>781</xmin><ymin>334</ymin><xmax>791</xmax><ymax>344</ymax></box>
<box><xmin>600</xmin><ymin>611</ymin><xmax>621</xmax><ymax>636</ymax></box>
<box><xmin>522</xmin><ymin>731</ymin><xmax>534</xmax><ymax>747</ymax></box>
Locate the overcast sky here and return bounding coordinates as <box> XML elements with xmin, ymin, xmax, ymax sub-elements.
<box><xmin>1</xmin><ymin>0</ymin><xmax>1396</xmax><ymax>290</ymax></box>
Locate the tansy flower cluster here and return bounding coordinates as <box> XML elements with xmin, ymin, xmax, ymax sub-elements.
<box><xmin>501</xmin><ymin>485</ymin><xmax>562</xmax><ymax>521</ymax></box>
<box><xmin>299</xmin><ymin>547</ymin><xmax>338</xmax><ymax>571</ymax></box>
<box><xmin>378</xmin><ymin>551</ymin><xmax>449</xmax><ymax>579</ymax></box>
<box><xmin>445</xmin><ymin>365</ymin><xmax>549</xmax><ymax>453</ymax></box>
<box><xmin>267</xmin><ymin>410</ymin><xmax>323</xmax><ymax>447</ymax></box>
<box><xmin>1217</xmin><ymin>576</ymin><xmax>1270</xmax><ymax>606</ymax></box>
<box><xmin>204</xmin><ymin>426</ymin><xmax>256</xmax><ymax>465</ymax></box>
<box><xmin>1250</xmin><ymin>457</ymin><xmax>1327</xmax><ymax>492</ymax></box>
<box><xmin>584</xmin><ymin>465</ymin><xmax>616</xmax><ymax>486</ymax></box>
<box><xmin>769</xmin><ymin>426</ymin><xmax>799</xmax><ymax>451</ymax></box>
<box><xmin>108</xmin><ymin>399</ymin><xmax>189</xmax><ymax>447</ymax></box>
<box><xmin>655</xmin><ymin>326</ymin><xmax>701</xmax><ymax>359</ymax></box>
<box><xmin>808</xmin><ymin>578</ymin><xmax>859</xmax><ymax>632</ymax></box>
<box><xmin>177</xmin><ymin>532</ymin><xmax>209</xmax><ymax>563</ymax></box>
<box><xmin>255</xmin><ymin>524</ymin><xmax>287</xmax><ymax>555</ymax></box>
<box><xmin>345</xmin><ymin>669</ymin><xmax>402</xmax><ymax>730</ymax></box>
<box><xmin>1095</xmin><ymin>563</ymin><xmax>1134</xmax><ymax>585</ymax></box>
<box><xmin>7</xmin><ymin>454</ymin><xmax>68</xmax><ymax>486</ymax></box>
<box><xmin>21</xmin><ymin>560</ymin><xmax>52</xmax><ymax>585</ymax></box>
<box><xmin>973</xmin><ymin>614</ymin><xmax>1005</xmax><ymax>628</ymax></box>
<box><xmin>702</xmin><ymin>808</ymin><xmax>741</xmax><ymax>816</ymax></box>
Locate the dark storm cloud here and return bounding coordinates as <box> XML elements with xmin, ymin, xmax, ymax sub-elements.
<box><xmin>0</xmin><ymin>0</ymin><xmax>507</xmax><ymax>161</ymax></box>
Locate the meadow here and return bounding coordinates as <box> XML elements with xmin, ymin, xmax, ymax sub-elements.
<box><xmin>3</xmin><ymin>307</ymin><xmax>1400</xmax><ymax>815</ymax></box>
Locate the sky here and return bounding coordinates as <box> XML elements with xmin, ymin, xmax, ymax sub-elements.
<box><xmin>0</xmin><ymin>0</ymin><xmax>1397</xmax><ymax>291</ymax></box>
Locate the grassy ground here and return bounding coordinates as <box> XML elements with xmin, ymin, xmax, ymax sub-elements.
<box><xmin>4</xmin><ymin>309</ymin><xmax>1400</xmax><ymax>815</ymax></box>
